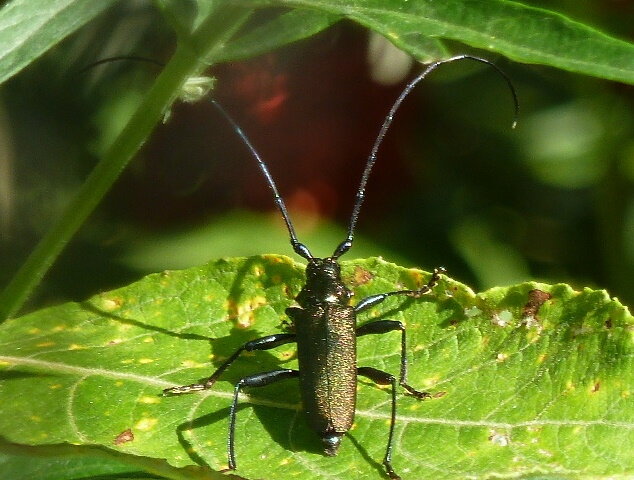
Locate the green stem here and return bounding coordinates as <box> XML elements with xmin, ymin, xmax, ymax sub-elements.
<box><xmin>0</xmin><ymin>5</ymin><xmax>253</xmax><ymax>321</ymax></box>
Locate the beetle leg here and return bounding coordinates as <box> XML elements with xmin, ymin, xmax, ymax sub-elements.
<box><xmin>228</xmin><ymin>369</ymin><xmax>299</xmax><ymax>470</ymax></box>
<box><xmin>353</xmin><ymin>267</ymin><xmax>445</xmax><ymax>313</ymax></box>
<box><xmin>357</xmin><ymin>366</ymin><xmax>402</xmax><ymax>480</ymax></box>
<box><xmin>163</xmin><ymin>333</ymin><xmax>296</xmax><ymax>395</ymax></box>
<box><xmin>357</xmin><ymin>320</ymin><xmax>430</xmax><ymax>399</ymax></box>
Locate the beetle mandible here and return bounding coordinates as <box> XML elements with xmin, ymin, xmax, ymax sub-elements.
<box><xmin>164</xmin><ymin>54</ymin><xmax>519</xmax><ymax>479</ymax></box>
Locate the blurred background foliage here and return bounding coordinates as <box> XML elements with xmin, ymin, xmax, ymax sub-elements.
<box><xmin>0</xmin><ymin>0</ymin><xmax>633</xmax><ymax>312</ymax></box>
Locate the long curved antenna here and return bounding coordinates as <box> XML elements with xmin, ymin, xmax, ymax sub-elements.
<box><xmin>77</xmin><ymin>56</ymin><xmax>313</xmax><ymax>260</ymax></box>
<box><xmin>332</xmin><ymin>54</ymin><xmax>519</xmax><ymax>259</ymax></box>
<box><xmin>209</xmin><ymin>100</ymin><xmax>313</xmax><ymax>260</ymax></box>
<box><xmin>76</xmin><ymin>56</ymin><xmax>165</xmax><ymax>75</ymax></box>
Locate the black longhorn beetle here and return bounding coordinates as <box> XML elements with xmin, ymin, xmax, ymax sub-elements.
<box><xmin>163</xmin><ymin>54</ymin><xmax>519</xmax><ymax>479</ymax></box>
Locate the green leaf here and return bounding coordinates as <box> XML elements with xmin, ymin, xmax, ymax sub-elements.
<box><xmin>255</xmin><ymin>0</ymin><xmax>634</xmax><ymax>84</ymax></box>
<box><xmin>155</xmin><ymin>0</ymin><xmax>222</xmax><ymax>40</ymax></box>
<box><xmin>0</xmin><ymin>0</ymin><xmax>119</xmax><ymax>85</ymax></box>
<box><xmin>0</xmin><ymin>256</ymin><xmax>633</xmax><ymax>479</ymax></box>
<box><xmin>0</xmin><ymin>446</ymin><xmax>143</xmax><ymax>480</ymax></box>
<box><xmin>216</xmin><ymin>9</ymin><xmax>341</xmax><ymax>62</ymax></box>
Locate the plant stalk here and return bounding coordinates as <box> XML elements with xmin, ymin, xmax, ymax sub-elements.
<box><xmin>0</xmin><ymin>5</ymin><xmax>253</xmax><ymax>321</ymax></box>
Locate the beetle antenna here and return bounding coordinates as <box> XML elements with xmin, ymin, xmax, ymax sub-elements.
<box><xmin>78</xmin><ymin>56</ymin><xmax>313</xmax><ymax>260</ymax></box>
<box><xmin>332</xmin><ymin>54</ymin><xmax>519</xmax><ymax>259</ymax></box>
<box><xmin>209</xmin><ymin>100</ymin><xmax>313</xmax><ymax>260</ymax></box>
<box><xmin>76</xmin><ymin>55</ymin><xmax>166</xmax><ymax>75</ymax></box>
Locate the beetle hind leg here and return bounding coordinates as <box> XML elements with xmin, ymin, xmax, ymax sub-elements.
<box><xmin>228</xmin><ymin>369</ymin><xmax>299</xmax><ymax>469</ymax></box>
<box><xmin>357</xmin><ymin>366</ymin><xmax>403</xmax><ymax>480</ymax></box>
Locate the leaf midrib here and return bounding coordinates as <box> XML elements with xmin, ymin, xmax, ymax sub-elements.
<box><xmin>2</xmin><ymin>355</ymin><xmax>631</xmax><ymax>430</ymax></box>
<box><xmin>277</xmin><ymin>0</ymin><xmax>633</xmax><ymax>75</ymax></box>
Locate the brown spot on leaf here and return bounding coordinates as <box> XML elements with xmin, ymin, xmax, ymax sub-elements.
<box><xmin>432</xmin><ymin>391</ymin><xmax>447</xmax><ymax>399</ymax></box>
<box><xmin>114</xmin><ymin>428</ymin><xmax>134</xmax><ymax>445</ymax></box>
<box><xmin>605</xmin><ymin>318</ymin><xmax>613</xmax><ymax>329</ymax></box>
<box><xmin>591</xmin><ymin>382</ymin><xmax>600</xmax><ymax>393</ymax></box>
<box><xmin>349</xmin><ymin>266</ymin><xmax>374</xmax><ymax>286</ymax></box>
<box><xmin>522</xmin><ymin>289</ymin><xmax>552</xmax><ymax>323</ymax></box>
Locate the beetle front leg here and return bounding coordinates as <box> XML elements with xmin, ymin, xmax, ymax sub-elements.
<box><xmin>163</xmin><ymin>333</ymin><xmax>296</xmax><ymax>395</ymax></box>
<box><xmin>353</xmin><ymin>267</ymin><xmax>445</xmax><ymax>313</ymax></box>
<box><xmin>357</xmin><ymin>320</ymin><xmax>430</xmax><ymax>399</ymax></box>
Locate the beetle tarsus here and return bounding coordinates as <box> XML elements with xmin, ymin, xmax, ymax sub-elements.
<box><xmin>400</xmin><ymin>382</ymin><xmax>432</xmax><ymax>399</ymax></box>
<box><xmin>163</xmin><ymin>383</ymin><xmax>208</xmax><ymax>395</ymax></box>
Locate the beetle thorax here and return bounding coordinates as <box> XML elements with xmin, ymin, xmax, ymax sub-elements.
<box><xmin>295</xmin><ymin>257</ymin><xmax>352</xmax><ymax>307</ymax></box>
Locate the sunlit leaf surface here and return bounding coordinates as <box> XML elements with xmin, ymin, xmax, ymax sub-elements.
<box><xmin>0</xmin><ymin>256</ymin><xmax>632</xmax><ymax>479</ymax></box>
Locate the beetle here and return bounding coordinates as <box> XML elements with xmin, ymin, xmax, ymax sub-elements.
<box><xmin>163</xmin><ymin>54</ymin><xmax>518</xmax><ymax>479</ymax></box>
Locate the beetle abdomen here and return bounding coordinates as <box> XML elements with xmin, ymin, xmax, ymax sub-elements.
<box><xmin>292</xmin><ymin>303</ymin><xmax>357</xmax><ymax>452</ymax></box>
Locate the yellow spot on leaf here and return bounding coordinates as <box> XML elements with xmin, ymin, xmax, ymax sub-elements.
<box><xmin>49</xmin><ymin>384</ymin><xmax>62</xmax><ymax>390</ymax></box>
<box><xmin>139</xmin><ymin>396</ymin><xmax>161</xmax><ymax>404</ymax></box>
<box><xmin>135</xmin><ymin>418</ymin><xmax>158</xmax><ymax>431</ymax></box>
<box><xmin>115</xmin><ymin>381</ymin><xmax>124</xmax><ymax>387</ymax></box>
<box><xmin>120</xmin><ymin>359</ymin><xmax>134</xmax><ymax>365</ymax></box>
<box><xmin>52</xmin><ymin>325</ymin><xmax>66</xmax><ymax>332</ymax></box>
<box><xmin>496</xmin><ymin>353</ymin><xmax>508</xmax><ymax>362</ymax></box>
<box><xmin>28</xmin><ymin>328</ymin><xmax>41</xmax><ymax>334</ymax></box>
<box><xmin>537</xmin><ymin>353</ymin><xmax>547</xmax><ymax>363</ymax></box>
<box><xmin>30</xmin><ymin>415</ymin><xmax>41</xmax><ymax>422</ymax></box>
<box><xmin>36</xmin><ymin>341</ymin><xmax>55</xmax><ymax>347</ymax></box>
<box><xmin>180</xmin><ymin>359</ymin><xmax>205</xmax><ymax>368</ymax></box>
<box><xmin>237</xmin><ymin>295</ymin><xmax>267</xmax><ymax>328</ymax></box>
<box><xmin>68</xmin><ymin>344</ymin><xmax>86</xmax><ymax>350</ymax></box>
<box><xmin>102</xmin><ymin>298</ymin><xmax>121</xmax><ymax>311</ymax></box>
<box><xmin>143</xmin><ymin>337</ymin><xmax>155</xmax><ymax>343</ymax></box>
<box><xmin>138</xmin><ymin>358</ymin><xmax>154</xmax><ymax>364</ymax></box>
<box><xmin>279</xmin><ymin>458</ymin><xmax>291</xmax><ymax>466</ymax></box>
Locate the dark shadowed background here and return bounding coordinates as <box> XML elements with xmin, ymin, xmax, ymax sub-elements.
<box><xmin>1</xmin><ymin>0</ymin><xmax>633</xmax><ymax>313</ymax></box>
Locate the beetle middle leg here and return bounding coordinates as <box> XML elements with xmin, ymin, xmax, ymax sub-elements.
<box><xmin>356</xmin><ymin>320</ymin><xmax>429</xmax><ymax>399</ymax></box>
<box><xmin>163</xmin><ymin>332</ymin><xmax>296</xmax><ymax>394</ymax></box>
<box><xmin>163</xmin><ymin>333</ymin><xmax>298</xmax><ymax>470</ymax></box>
<box><xmin>354</xmin><ymin>267</ymin><xmax>444</xmax><ymax>398</ymax></box>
